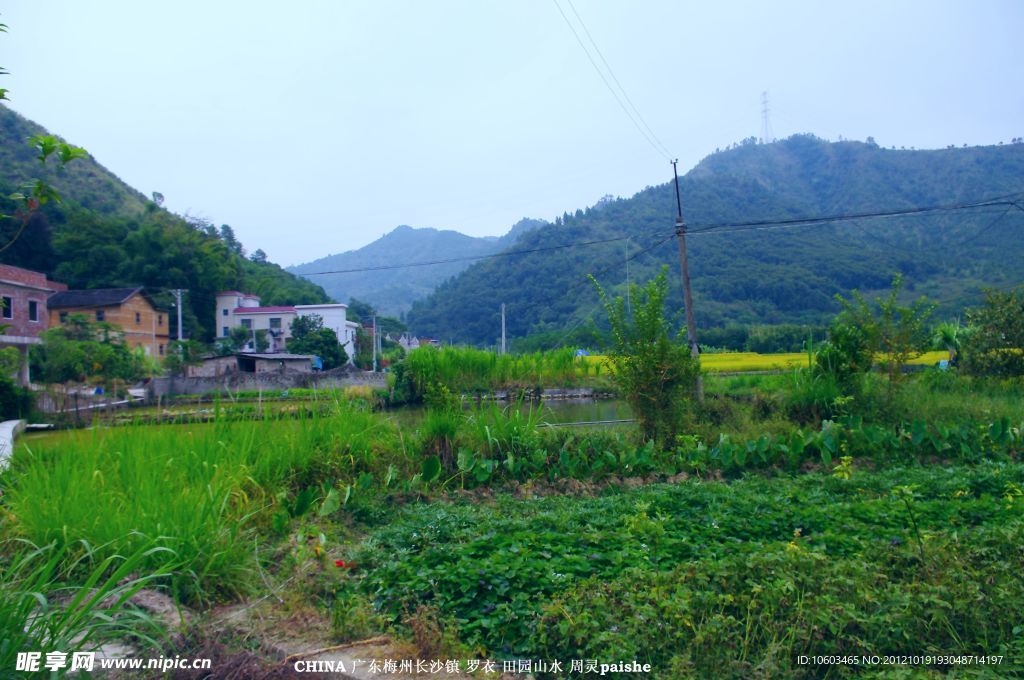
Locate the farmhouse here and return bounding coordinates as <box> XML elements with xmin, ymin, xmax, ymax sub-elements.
<box><xmin>0</xmin><ymin>264</ymin><xmax>67</xmax><ymax>385</ymax></box>
<box><xmin>47</xmin><ymin>287</ymin><xmax>171</xmax><ymax>358</ymax></box>
<box><xmin>215</xmin><ymin>292</ymin><xmax>358</xmax><ymax>362</ymax></box>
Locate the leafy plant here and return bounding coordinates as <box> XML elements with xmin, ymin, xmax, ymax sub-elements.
<box><xmin>594</xmin><ymin>268</ymin><xmax>700</xmax><ymax>447</ymax></box>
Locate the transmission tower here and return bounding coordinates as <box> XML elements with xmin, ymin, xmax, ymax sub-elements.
<box><xmin>760</xmin><ymin>90</ymin><xmax>775</xmax><ymax>144</ymax></box>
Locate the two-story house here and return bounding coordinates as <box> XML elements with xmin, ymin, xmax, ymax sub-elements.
<box><xmin>215</xmin><ymin>292</ymin><xmax>358</xmax><ymax>362</ymax></box>
<box><xmin>0</xmin><ymin>264</ymin><xmax>67</xmax><ymax>385</ymax></box>
<box><xmin>47</xmin><ymin>287</ymin><xmax>171</xmax><ymax>358</ymax></box>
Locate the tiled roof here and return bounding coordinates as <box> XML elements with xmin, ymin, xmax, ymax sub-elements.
<box><xmin>232</xmin><ymin>306</ymin><xmax>296</xmax><ymax>313</ymax></box>
<box><xmin>47</xmin><ymin>287</ymin><xmax>145</xmax><ymax>309</ymax></box>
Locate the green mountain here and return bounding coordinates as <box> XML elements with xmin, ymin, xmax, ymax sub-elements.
<box><xmin>406</xmin><ymin>135</ymin><xmax>1024</xmax><ymax>345</ymax></box>
<box><xmin>288</xmin><ymin>218</ymin><xmax>545</xmax><ymax>317</ymax></box>
<box><xmin>0</xmin><ymin>105</ymin><xmax>330</xmax><ymax>341</ymax></box>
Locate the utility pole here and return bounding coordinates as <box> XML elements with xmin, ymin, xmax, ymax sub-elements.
<box><xmin>171</xmin><ymin>289</ymin><xmax>187</xmax><ymax>341</ymax></box>
<box><xmin>672</xmin><ymin>160</ymin><xmax>704</xmax><ymax>401</ymax></box>
<box><xmin>372</xmin><ymin>315</ymin><xmax>378</xmax><ymax>372</ymax></box>
<box><xmin>500</xmin><ymin>303</ymin><xmax>506</xmax><ymax>355</ymax></box>
<box><xmin>625</xmin><ymin>237</ymin><xmax>632</xmax><ymax>317</ymax></box>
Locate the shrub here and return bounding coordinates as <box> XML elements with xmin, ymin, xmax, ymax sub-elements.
<box><xmin>963</xmin><ymin>287</ymin><xmax>1024</xmax><ymax>377</ymax></box>
<box><xmin>594</xmin><ymin>268</ymin><xmax>699</xmax><ymax>447</ymax></box>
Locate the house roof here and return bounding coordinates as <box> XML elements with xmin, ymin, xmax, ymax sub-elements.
<box><xmin>47</xmin><ymin>287</ymin><xmax>155</xmax><ymax>309</ymax></box>
<box><xmin>232</xmin><ymin>306</ymin><xmax>296</xmax><ymax>314</ymax></box>
<box><xmin>237</xmin><ymin>353</ymin><xmax>313</xmax><ymax>361</ymax></box>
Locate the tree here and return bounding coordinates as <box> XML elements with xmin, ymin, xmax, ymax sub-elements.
<box><xmin>288</xmin><ymin>314</ymin><xmax>347</xmax><ymax>369</ymax></box>
<box><xmin>818</xmin><ymin>275</ymin><xmax>933</xmax><ymax>393</ymax></box>
<box><xmin>962</xmin><ymin>288</ymin><xmax>1024</xmax><ymax>377</ymax></box>
<box><xmin>250</xmin><ymin>248</ymin><xmax>267</xmax><ymax>263</ymax></box>
<box><xmin>30</xmin><ymin>315</ymin><xmax>147</xmax><ymax>385</ymax></box>
<box><xmin>594</xmin><ymin>267</ymin><xmax>699</xmax><ymax>447</ymax></box>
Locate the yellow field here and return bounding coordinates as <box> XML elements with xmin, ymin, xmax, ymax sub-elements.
<box><xmin>584</xmin><ymin>350</ymin><xmax>948</xmax><ymax>374</ymax></box>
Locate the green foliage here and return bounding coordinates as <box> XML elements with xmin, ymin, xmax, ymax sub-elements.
<box><xmin>288</xmin><ymin>314</ymin><xmax>347</xmax><ymax>369</ymax></box>
<box><xmin>963</xmin><ymin>287</ymin><xmax>1024</xmax><ymax>377</ymax></box>
<box><xmin>595</xmin><ymin>268</ymin><xmax>699</xmax><ymax>446</ymax></box>
<box><xmin>399</xmin><ymin>345</ymin><xmax>584</xmax><ymax>401</ymax></box>
<box><xmin>817</xmin><ymin>276</ymin><xmax>934</xmax><ymax>397</ymax></box>
<box><xmin>353</xmin><ymin>462</ymin><xmax>1024</xmax><ymax>666</ymax></box>
<box><xmin>0</xmin><ymin>376</ymin><xmax>32</xmax><ymax>419</ymax></box>
<box><xmin>30</xmin><ymin>314</ymin><xmax>149</xmax><ymax>384</ymax></box>
<box><xmin>161</xmin><ymin>339</ymin><xmax>206</xmax><ymax>375</ymax></box>
<box><xmin>4</xmin><ymin>402</ymin><xmax>408</xmax><ymax>602</ymax></box>
<box><xmin>0</xmin><ymin>540</ymin><xmax>175</xmax><ymax>674</ymax></box>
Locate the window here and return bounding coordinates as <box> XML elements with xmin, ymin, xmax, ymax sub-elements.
<box><xmin>135</xmin><ymin>312</ymin><xmax>141</xmax><ymax>325</ymax></box>
<box><xmin>96</xmin><ymin>310</ymin><xmax>105</xmax><ymax>322</ymax></box>
<box><xmin>60</xmin><ymin>312</ymin><xmax>68</xmax><ymax>323</ymax></box>
<box><xmin>222</xmin><ymin>308</ymin><xmax>228</xmax><ymax>316</ymax></box>
<box><xmin>222</xmin><ymin>326</ymin><xmax>229</xmax><ymax>337</ymax></box>
<box><xmin>29</xmin><ymin>300</ymin><xmax>39</xmax><ymax>322</ymax></box>
<box><xmin>269</xmin><ymin>317</ymin><xmax>281</xmax><ymax>329</ymax></box>
<box><xmin>158</xmin><ymin>314</ymin><xmax>163</xmax><ymax>326</ymax></box>
<box><xmin>241</xmin><ymin>318</ymin><xmax>252</xmax><ymax>329</ymax></box>
<box><xmin>159</xmin><ymin>344</ymin><xmax>165</xmax><ymax>356</ymax></box>
<box><xmin>1</xmin><ymin>296</ymin><xmax>11</xmax><ymax>319</ymax></box>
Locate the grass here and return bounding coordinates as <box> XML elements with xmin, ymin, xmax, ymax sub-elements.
<box><xmin>3</xmin><ymin>399</ymin><xmax>410</xmax><ymax>603</ymax></box>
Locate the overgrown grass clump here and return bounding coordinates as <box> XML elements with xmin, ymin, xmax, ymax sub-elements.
<box><xmin>3</xmin><ymin>400</ymin><xmax>407</xmax><ymax>603</ymax></box>
<box><xmin>401</xmin><ymin>346</ymin><xmax>589</xmax><ymax>397</ymax></box>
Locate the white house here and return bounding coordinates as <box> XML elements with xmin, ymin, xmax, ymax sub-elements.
<box><xmin>295</xmin><ymin>304</ymin><xmax>359</xmax><ymax>364</ymax></box>
<box><xmin>215</xmin><ymin>292</ymin><xmax>357</xmax><ymax>363</ymax></box>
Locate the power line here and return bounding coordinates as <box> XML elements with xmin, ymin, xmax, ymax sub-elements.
<box><xmin>687</xmin><ymin>194</ymin><xmax>1024</xmax><ymax>236</ymax></box>
<box><xmin>563</xmin><ymin>0</ymin><xmax>674</xmax><ymax>159</ymax></box>
<box><xmin>552</xmin><ymin>0</ymin><xmax>673</xmax><ymax>161</ymax></box>
<box><xmin>298</xmin><ymin>234</ymin><xmax>633</xmax><ymax>276</ymax></box>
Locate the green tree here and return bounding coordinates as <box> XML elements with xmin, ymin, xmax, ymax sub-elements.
<box><xmin>288</xmin><ymin>314</ymin><xmax>347</xmax><ymax>369</ymax></box>
<box><xmin>31</xmin><ymin>315</ymin><xmax>146</xmax><ymax>385</ymax></box>
<box><xmin>962</xmin><ymin>287</ymin><xmax>1024</xmax><ymax>377</ymax></box>
<box><xmin>594</xmin><ymin>268</ymin><xmax>699</xmax><ymax>447</ymax></box>
<box><xmin>818</xmin><ymin>275</ymin><xmax>933</xmax><ymax>390</ymax></box>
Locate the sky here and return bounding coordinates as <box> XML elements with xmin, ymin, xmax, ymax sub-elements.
<box><xmin>3</xmin><ymin>1</ymin><xmax>1022</xmax><ymax>266</ymax></box>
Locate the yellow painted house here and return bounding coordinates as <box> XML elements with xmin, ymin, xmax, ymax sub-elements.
<box><xmin>47</xmin><ymin>287</ymin><xmax>171</xmax><ymax>357</ymax></box>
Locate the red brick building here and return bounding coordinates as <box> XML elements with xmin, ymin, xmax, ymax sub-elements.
<box><xmin>0</xmin><ymin>264</ymin><xmax>67</xmax><ymax>385</ymax></box>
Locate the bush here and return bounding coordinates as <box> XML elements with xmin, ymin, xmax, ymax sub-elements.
<box><xmin>963</xmin><ymin>287</ymin><xmax>1024</xmax><ymax>377</ymax></box>
<box><xmin>0</xmin><ymin>377</ymin><xmax>33</xmax><ymax>420</ymax></box>
<box><xmin>595</xmin><ymin>268</ymin><xmax>699</xmax><ymax>447</ymax></box>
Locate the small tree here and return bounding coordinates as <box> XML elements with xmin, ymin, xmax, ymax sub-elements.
<box><xmin>962</xmin><ymin>288</ymin><xmax>1024</xmax><ymax>377</ymax></box>
<box><xmin>819</xmin><ymin>275</ymin><xmax>933</xmax><ymax>392</ymax></box>
<box><xmin>595</xmin><ymin>268</ymin><xmax>699</xmax><ymax>447</ymax></box>
<box><xmin>289</xmin><ymin>314</ymin><xmax>347</xmax><ymax>369</ymax></box>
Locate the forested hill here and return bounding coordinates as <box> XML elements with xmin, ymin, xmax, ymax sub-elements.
<box><xmin>406</xmin><ymin>135</ymin><xmax>1024</xmax><ymax>345</ymax></box>
<box><xmin>0</xmin><ymin>105</ymin><xmax>330</xmax><ymax>341</ymax></box>
<box><xmin>288</xmin><ymin>219</ymin><xmax>545</xmax><ymax>318</ymax></box>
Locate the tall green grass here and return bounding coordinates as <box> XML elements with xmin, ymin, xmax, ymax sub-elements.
<box><xmin>3</xmin><ymin>400</ymin><xmax>408</xmax><ymax>603</ymax></box>
<box><xmin>402</xmin><ymin>346</ymin><xmax>585</xmax><ymax>395</ymax></box>
<box><xmin>1</xmin><ymin>539</ymin><xmax>174</xmax><ymax>670</ymax></box>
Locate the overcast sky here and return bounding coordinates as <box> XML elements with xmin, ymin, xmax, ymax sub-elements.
<box><xmin>4</xmin><ymin>1</ymin><xmax>1022</xmax><ymax>266</ymax></box>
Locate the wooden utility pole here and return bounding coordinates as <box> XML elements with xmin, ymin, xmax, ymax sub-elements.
<box><xmin>500</xmin><ymin>303</ymin><xmax>507</xmax><ymax>355</ymax></box>
<box><xmin>672</xmin><ymin>159</ymin><xmax>704</xmax><ymax>401</ymax></box>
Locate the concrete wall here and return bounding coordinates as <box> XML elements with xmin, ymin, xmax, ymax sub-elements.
<box><xmin>152</xmin><ymin>369</ymin><xmax>387</xmax><ymax>398</ymax></box>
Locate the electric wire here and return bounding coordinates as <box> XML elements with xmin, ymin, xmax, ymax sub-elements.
<box><xmin>551</xmin><ymin>0</ymin><xmax>672</xmax><ymax>161</ymax></box>
<box><xmin>563</xmin><ymin>0</ymin><xmax>674</xmax><ymax>159</ymax></box>
<box><xmin>298</xmin><ymin>234</ymin><xmax>634</xmax><ymax>276</ymax></box>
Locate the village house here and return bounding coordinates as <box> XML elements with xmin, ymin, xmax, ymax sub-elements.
<box><xmin>215</xmin><ymin>292</ymin><xmax>358</xmax><ymax>362</ymax></box>
<box><xmin>0</xmin><ymin>264</ymin><xmax>67</xmax><ymax>385</ymax></box>
<box><xmin>47</xmin><ymin>287</ymin><xmax>171</xmax><ymax>358</ymax></box>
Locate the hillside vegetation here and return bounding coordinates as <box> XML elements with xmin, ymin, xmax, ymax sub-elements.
<box><xmin>407</xmin><ymin>136</ymin><xmax>1024</xmax><ymax>345</ymax></box>
<box><xmin>0</xmin><ymin>105</ymin><xmax>329</xmax><ymax>341</ymax></box>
